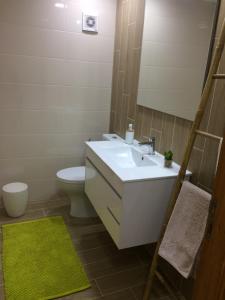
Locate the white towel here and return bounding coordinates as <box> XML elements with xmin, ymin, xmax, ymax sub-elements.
<box><xmin>159</xmin><ymin>181</ymin><xmax>211</xmax><ymax>278</ymax></box>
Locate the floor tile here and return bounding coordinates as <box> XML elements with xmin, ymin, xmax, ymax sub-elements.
<box><xmin>84</xmin><ymin>252</ymin><xmax>142</xmax><ymax>280</ymax></box>
<box><xmin>43</xmin><ymin>204</ymin><xmax>71</xmax><ymax>220</ymax></box>
<box><xmin>96</xmin><ymin>266</ymin><xmax>149</xmax><ymax>295</ymax></box>
<box><xmin>0</xmin><ymin>208</ymin><xmax>45</xmax><ymax>225</ymax></box>
<box><xmin>67</xmin><ymin>223</ymin><xmax>107</xmax><ymax>240</ymax></box>
<box><xmin>0</xmin><ymin>285</ymin><xmax>4</xmax><ymax>299</ymax></box>
<box><xmin>66</xmin><ymin>215</ymin><xmax>102</xmax><ymax>227</ymax></box>
<box><xmin>132</xmin><ymin>280</ymin><xmax>170</xmax><ymax>300</ymax></box>
<box><xmin>78</xmin><ymin>244</ymin><xmax>122</xmax><ymax>265</ymax></box>
<box><xmin>135</xmin><ymin>246</ymin><xmax>154</xmax><ymax>266</ymax></box>
<box><xmin>73</xmin><ymin>231</ymin><xmax>114</xmax><ymax>251</ymax></box>
<box><xmin>97</xmin><ymin>289</ymin><xmax>136</xmax><ymax>300</ymax></box>
<box><xmin>58</xmin><ymin>281</ymin><xmax>101</xmax><ymax>300</ymax></box>
<box><xmin>28</xmin><ymin>197</ymin><xmax>69</xmax><ymax>211</ymax></box>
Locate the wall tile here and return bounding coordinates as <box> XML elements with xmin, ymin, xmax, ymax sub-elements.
<box><xmin>134</xmin><ymin>0</ymin><xmax>145</xmax><ymax>48</ymax></box>
<box><xmin>198</xmin><ymin>139</ymin><xmax>218</xmax><ymax>190</ymax></box>
<box><xmin>119</xmin><ymin>1</ymin><xmax>129</xmax><ymax>72</ymax></box>
<box><xmin>150</xmin><ymin>128</ymin><xmax>162</xmax><ymax>151</ymax></box>
<box><xmin>115</xmin><ymin>71</ymin><xmax>125</xmax><ymax>134</ymax></box>
<box><xmin>0</xmin><ymin>0</ymin><xmax>116</xmax><ymax>203</ymax></box>
<box><xmin>130</xmin><ymin>49</ymin><xmax>142</xmax><ymax>119</ymax></box>
<box><xmin>128</xmin><ymin>0</ymin><xmax>137</xmax><ymax>24</ymax></box>
<box><xmin>0</xmin><ymin>133</ymin><xmax>98</xmax><ymax>159</ymax></box>
<box><xmin>109</xmin><ymin>111</ymin><xmax>116</xmax><ymax>132</ymax></box>
<box><xmin>65</xmin><ymin>33</ymin><xmax>114</xmax><ymax>63</ymax></box>
<box><xmin>0</xmin><ymin>0</ymin><xmax>66</xmax><ymax>30</ymax></box>
<box><xmin>111</xmin><ymin>50</ymin><xmax>121</xmax><ymax>112</ymax></box>
<box><xmin>0</xmin><ymin>54</ymin><xmax>66</xmax><ymax>85</ymax></box>
<box><xmin>216</xmin><ymin>0</ymin><xmax>225</xmax><ymax>37</ymax></box>
<box><xmin>0</xmin><ymin>110</ymin><xmax>22</xmax><ymax>134</ymax></box>
<box><xmin>124</xmin><ymin>23</ymin><xmax>136</xmax><ymax>94</ymax></box>
<box><xmin>120</xmin><ymin>94</ymin><xmax>129</xmax><ymax>135</ymax></box>
<box><xmin>135</xmin><ymin>106</ymin><xmax>143</xmax><ymax>139</ymax></box>
<box><xmin>188</xmin><ymin>148</ymin><xmax>204</xmax><ymax>184</ymax></box>
<box><xmin>0</xmin><ymin>83</ymin><xmax>22</xmax><ymax>108</ymax></box>
<box><xmin>172</xmin><ymin>118</ymin><xmax>192</xmax><ymax>163</ymax></box>
<box><xmin>141</xmin><ymin>107</ymin><xmax>152</xmax><ymax>138</ymax></box>
<box><xmin>160</xmin><ymin>113</ymin><xmax>175</xmax><ymax>153</ymax></box>
<box><xmin>0</xmin><ymin>157</ymin><xmax>65</xmax><ymax>182</ymax></box>
<box><xmin>65</xmin><ymin>60</ymin><xmax>113</xmax><ymax>88</ymax></box>
<box><xmin>0</xmin><ymin>23</ymin><xmax>66</xmax><ymax>59</ymax></box>
<box><xmin>61</xmin><ymin>86</ymin><xmax>111</xmax><ymax>111</ymax></box>
<box><xmin>114</xmin><ymin>0</ymin><xmax>123</xmax><ymax>51</ymax></box>
<box><xmin>61</xmin><ymin>111</ymin><xmax>110</xmax><ymax>134</ymax></box>
<box><xmin>151</xmin><ymin>110</ymin><xmax>164</xmax><ymax>131</ymax></box>
<box><xmin>20</xmin><ymin>110</ymin><xmax>63</xmax><ymax>134</ymax></box>
<box><xmin>207</xmin><ymin>51</ymin><xmax>225</xmax><ymax>136</ymax></box>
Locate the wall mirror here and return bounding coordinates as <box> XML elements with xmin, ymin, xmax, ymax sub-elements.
<box><xmin>137</xmin><ymin>0</ymin><xmax>219</xmax><ymax>121</ymax></box>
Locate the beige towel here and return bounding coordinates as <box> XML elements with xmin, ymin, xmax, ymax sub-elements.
<box><xmin>159</xmin><ymin>181</ymin><xmax>211</xmax><ymax>278</ymax></box>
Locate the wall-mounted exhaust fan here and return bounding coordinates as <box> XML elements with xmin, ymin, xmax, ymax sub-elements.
<box><xmin>82</xmin><ymin>13</ymin><xmax>98</xmax><ymax>33</ymax></box>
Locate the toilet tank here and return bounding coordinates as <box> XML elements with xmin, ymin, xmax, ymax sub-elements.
<box><xmin>102</xmin><ymin>133</ymin><xmax>123</xmax><ymax>141</ymax></box>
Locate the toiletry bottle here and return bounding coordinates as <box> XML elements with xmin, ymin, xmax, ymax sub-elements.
<box><xmin>125</xmin><ymin>124</ymin><xmax>134</xmax><ymax>144</ymax></box>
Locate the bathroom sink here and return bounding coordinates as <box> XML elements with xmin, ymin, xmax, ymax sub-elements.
<box><xmin>85</xmin><ymin>135</ymin><xmax>192</xmax><ymax>249</ymax></box>
<box><xmin>106</xmin><ymin>146</ymin><xmax>157</xmax><ymax>168</ymax></box>
<box><xmin>85</xmin><ymin>140</ymin><xmax>192</xmax><ymax>182</ymax></box>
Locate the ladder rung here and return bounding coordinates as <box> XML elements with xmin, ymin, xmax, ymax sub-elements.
<box><xmin>195</xmin><ymin>130</ymin><xmax>222</xmax><ymax>141</ymax></box>
<box><xmin>212</xmin><ymin>74</ymin><xmax>225</xmax><ymax>79</ymax></box>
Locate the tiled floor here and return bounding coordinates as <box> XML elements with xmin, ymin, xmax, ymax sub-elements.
<box><xmin>0</xmin><ymin>199</ymin><xmax>174</xmax><ymax>300</ymax></box>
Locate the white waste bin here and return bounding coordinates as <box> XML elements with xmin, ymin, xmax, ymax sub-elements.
<box><xmin>2</xmin><ymin>182</ymin><xmax>28</xmax><ymax>217</ymax></box>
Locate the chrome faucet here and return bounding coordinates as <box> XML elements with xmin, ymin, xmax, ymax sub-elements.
<box><xmin>139</xmin><ymin>137</ymin><xmax>156</xmax><ymax>155</ymax></box>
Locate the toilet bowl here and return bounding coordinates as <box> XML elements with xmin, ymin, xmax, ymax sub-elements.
<box><xmin>56</xmin><ymin>134</ymin><xmax>121</xmax><ymax>217</ymax></box>
<box><xmin>56</xmin><ymin>166</ymin><xmax>97</xmax><ymax>218</ymax></box>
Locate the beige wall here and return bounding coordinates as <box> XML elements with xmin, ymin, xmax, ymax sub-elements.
<box><xmin>0</xmin><ymin>0</ymin><xmax>116</xmax><ymax>203</ymax></box>
<box><xmin>110</xmin><ymin>0</ymin><xmax>225</xmax><ymax>193</ymax></box>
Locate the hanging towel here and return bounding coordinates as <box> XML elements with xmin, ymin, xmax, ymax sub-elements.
<box><xmin>159</xmin><ymin>181</ymin><xmax>211</xmax><ymax>278</ymax></box>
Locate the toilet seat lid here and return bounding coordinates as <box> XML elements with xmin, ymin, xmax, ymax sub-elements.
<box><xmin>56</xmin><ymin>167</ymin><xmax>85</xmax><ymax>183</ymax></box>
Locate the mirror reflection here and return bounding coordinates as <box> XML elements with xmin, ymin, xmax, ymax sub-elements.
<box><xmin>137</xmin><ymin>0</ymin><xmax>218</xmax><ymax>121</ymax></box>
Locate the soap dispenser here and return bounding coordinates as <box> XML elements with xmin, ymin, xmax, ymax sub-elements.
<box><xmin>125</xmin><ymin>124</ymin><xmax>134</xmax><ymax>144</ymax></box>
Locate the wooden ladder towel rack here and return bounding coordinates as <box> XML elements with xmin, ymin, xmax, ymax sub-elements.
<box><xmin>143</xmin><ymin>18</ymin><xmax>225</xmax><ymax>300</ymax></box>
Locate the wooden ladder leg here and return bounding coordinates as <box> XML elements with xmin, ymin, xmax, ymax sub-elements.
<box><xmin>143</xmin><ymin>18</ymin><xmax>225</xmax><ymax>300</ymax></box>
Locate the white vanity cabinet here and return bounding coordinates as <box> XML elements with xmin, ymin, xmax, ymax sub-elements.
<box><xmin>85</xmin><ymin>145</ymin><xmax>179</xmax><ymax>249</ymax></box>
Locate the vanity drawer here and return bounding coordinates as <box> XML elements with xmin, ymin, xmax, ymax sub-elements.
<box><xmin>100</xmin><ymin>207</ymin><xmax>120</xmax><ymax>248</ymax></box>
<box><xmin>86</xmin><ymin>146</ymin><xmax>123</xmax><ymax>196</ymax></box>
<box><xmin>85</xmin><ymin>159</ymin><xmax>122</xmax><ymax>223</ymax></box>
<box><xmin>85</xmin><ymin>158</ymin><xmax>122</xmax><ymax>246</ymax></box>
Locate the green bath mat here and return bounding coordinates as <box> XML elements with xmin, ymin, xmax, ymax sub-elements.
<box><xmin>2</xmin><ymin>216</ymin><xmax>90</xmax><ymax>300</ymax></box>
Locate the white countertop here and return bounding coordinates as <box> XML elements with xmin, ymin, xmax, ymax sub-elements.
<box><xmin>86</xmin><ymin>139</ymin><xmax>192</xmax><ymax>183</ymax></box>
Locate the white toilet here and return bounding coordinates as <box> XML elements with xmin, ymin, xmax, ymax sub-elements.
<box><xmin>56</xmin><ymin>166</ymin><xmax>97</xmax><ymax>218</ymax></box>
<box><xmin>56</xmin><ymin>134</ymin><xmax>121</xmax><ymax>218</ymax></box>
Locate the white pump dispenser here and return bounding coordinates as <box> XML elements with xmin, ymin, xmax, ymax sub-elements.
<box><xmin>125</xmin><ymin>123</ymin><xmax>134</xmax><ymax>144</ymax></box>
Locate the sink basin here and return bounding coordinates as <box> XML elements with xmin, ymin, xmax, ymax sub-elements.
<box><xmin>86</xmin><ymin>140</ymin><xmax>192</xmax><ymax>182</ymax></box>
<box><xmin>106</xmin><ymin>146</ymin><xmax>157</xmax><ymax>168</ymax></box>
